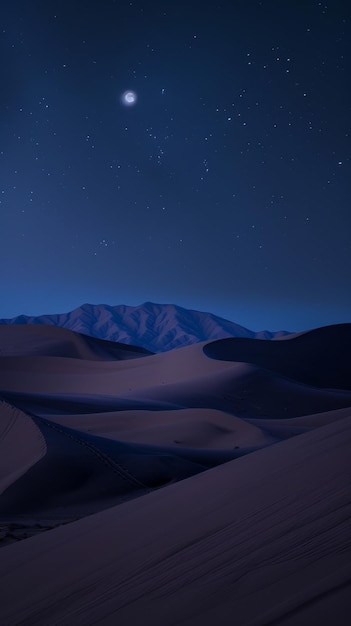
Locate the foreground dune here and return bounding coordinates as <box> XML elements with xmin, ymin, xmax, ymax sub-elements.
<box><xmin>0</xmin><ymin>415</ymin><xmax>350</xmax><ymax>625</ymax></box>
<box><xmin>0</xmin><ymin>322</ymin><xmax>350</xmax><ymax>623</ymax></box>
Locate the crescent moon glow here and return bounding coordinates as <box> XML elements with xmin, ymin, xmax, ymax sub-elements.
<box><xmin>121</xmin><ymin>91</ymin><xmax>137</xmax><ymax>106</ymax></box>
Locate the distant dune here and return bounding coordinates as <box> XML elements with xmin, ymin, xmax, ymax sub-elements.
<box><xmin>204</xmin><ymin>323</ymin><xmax>351</xmax><ymax>390</ymax></box>
<box><xmin>0</xmin><ymin>307</ymin><xmax>350</xmax><ymax>624</ymax></box>
<box><xmin>0</xmin><ymin>323</ymin><xmax>152</xmax><ymax>360</ymax></box>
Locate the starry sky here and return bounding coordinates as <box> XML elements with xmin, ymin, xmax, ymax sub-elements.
<box><xmin>1</xmin><ymin>0</ymin><xmax>350</xmax><ymax>331</ymax></box>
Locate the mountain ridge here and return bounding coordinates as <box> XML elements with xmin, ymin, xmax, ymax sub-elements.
<box><xmin>0</xmin><ymin>302</ymin><xmax>290</xmax><ymax>353</ymax></box>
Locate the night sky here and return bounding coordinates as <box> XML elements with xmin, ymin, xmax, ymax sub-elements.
<box><xmin>1</xmin><ymin>0</ymin><xmax>350</xmax><ymax>331</ymax></box>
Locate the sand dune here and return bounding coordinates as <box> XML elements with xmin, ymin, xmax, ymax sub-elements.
<box><xmin>0</xmin><ymin>411</ymin><xmax>254</xmax><ymax>519</ymax></box>
<box><xmin>39</xmin><ymin>407</ymin><xmax>275</xmax><ymax>448</ymax></box>
<box><xmin>0</xmin><ymin>401</ymin><xmax>46</xmax><ymax>495</ymax></box>
<box><xmin>0</xmin><ymin>321</ymin><xmax>350</xmax><ymax>623</ymax></box>
<box><xmin>0</xmin><ymin>323</ymin><xmax>152</xmax><ymax>360</ymax></box>
<box><xmin>0</xmin><ymin>338</ymin><xmax>238</xmax><ymax>394</ymax></box>
<box><xmin>129</xmin><ymin>365</ymin><xmax>351</xmax><ymax>418</ymax></box>
<box><xmin>204</xmin><ymin>323</ymin><xmax>351</xmax><ymax>390</ymax></box>
<box><xmin>246</xmin><ymin>406</ymin><xmax>351</xmax><ymax>438</ymax></box>
<box><xmin>0</xmin><ymin>415</ymin><xmax>350</xmax><ymax>625</ymax></box>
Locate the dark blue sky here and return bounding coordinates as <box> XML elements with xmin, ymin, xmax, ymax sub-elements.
<box><xmin>1</xmin><ymin>0</ymin><xmax>350</xmax><ymax>331</ymax></box>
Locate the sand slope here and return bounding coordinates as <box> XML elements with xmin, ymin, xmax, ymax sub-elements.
<box><xmin>0</xmin><ymin>415</ymin><xmax>350</xmax><ymax>625</ymax></box>
<box><xmin>0</xmin><ymin>401</ymin><xmax>46</xmax><ymax>495</ymax></box>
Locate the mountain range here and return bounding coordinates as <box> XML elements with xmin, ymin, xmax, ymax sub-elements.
<box><xmin>0</xmin><ymin>301</ymin><xmax>289</xmax><ymax>352</ymax></box>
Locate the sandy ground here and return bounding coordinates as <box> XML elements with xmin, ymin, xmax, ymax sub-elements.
<box><xmin>0</xmin><ymin>323</ymin><xmax>350</xmax><ymax>624</ymax></box>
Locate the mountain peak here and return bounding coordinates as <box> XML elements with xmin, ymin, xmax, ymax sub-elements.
<box><xmin>0</xmin><ymin>302</ymin><xmax>290</xmax><ymax>352</ymax></box>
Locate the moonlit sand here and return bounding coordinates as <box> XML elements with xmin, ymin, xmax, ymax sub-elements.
<box><xmin>0</xmin><ymin>305</ymin><xmax>350</xmax><ymax>624</ymax></box>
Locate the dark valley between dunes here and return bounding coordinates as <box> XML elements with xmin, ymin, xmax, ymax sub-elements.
<box><xmin>0</xmin><ymin>304</ymin><xmax>350</xmax><ymax>625</ymax></box>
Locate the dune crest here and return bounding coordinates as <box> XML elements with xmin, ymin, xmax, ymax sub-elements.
<box><xmin>203</xmin><ymin>323</ymin><xmax>351</xmax><ymax>390</ymax></box>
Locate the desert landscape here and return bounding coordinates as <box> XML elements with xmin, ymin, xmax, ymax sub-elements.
<box><xmin>0</xmin><ymin>304</ymin><xmax>350</xmax><ymax>625</ymax></box>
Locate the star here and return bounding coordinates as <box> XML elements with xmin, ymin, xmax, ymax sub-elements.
<box><xmin>121</xmin><ymin>91</ymin><xmax>137</xmax><ymax>106</ymax></box>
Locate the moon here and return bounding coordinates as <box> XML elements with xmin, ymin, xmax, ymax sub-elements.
<box><xmin>121</xmin><ymin>90</ymin><xmax>137</xmax><ymax>106</ymax></box>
